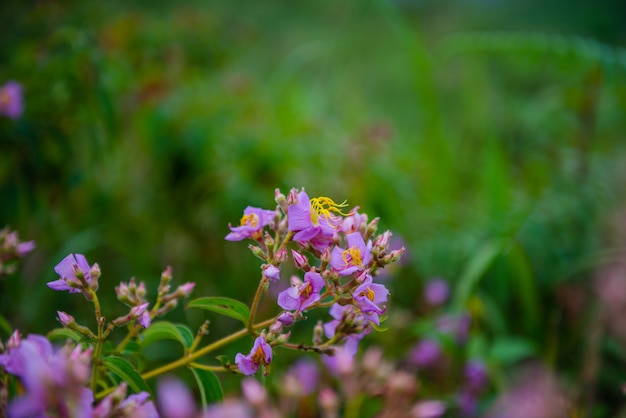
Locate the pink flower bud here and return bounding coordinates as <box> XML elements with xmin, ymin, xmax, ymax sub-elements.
<box><xmin>291</xmin><ymin>250</ymin><xmax>309</xmax><ymax>270</ymax></box>
<box><xmin>287</xmin><ymin>188</ymin><xmax>299</xmax><ymax>205</ymax></box>
<box><xmin>275</xmin><ymin>249</ymin><xmax>288</xmax><ymax>263</ymax></box>
<box><xmin>161</xmin><ymin>266</ymin><xmax>173</xmax><ymax>284</ymax></box>
<box><xmin>318</xmin><ymin>387</ymin><xmax>339</xmax><ymax>415</ymax></box>
<box><xmin>262</xmin><ymin>265</ymin><xmax>281</xmax><ymax>282</ymax></box>
<box><xmin>374</xmin><ymin>230</ymin><xmax>392</xmax><ymax>249</ymax></box>
<box><xmin>57</xmin><ymin>311</ymin><xmax>75</xmax><ymax>327</ymax></box>
<box><xmin>7</xmin><ymin>330</ymin><xmax>20</xmax><ymax>349</ymax></box>
<box><xmin>277</xmin><ymin>312</ymin><xmax>295</xmax><ymax>327</ymax></box>
<box><xmin>131</xmin><ymin>302</ymin><xmax>149</xmax><ymax>319</ymax></box>
<box><xmin>176</xmin><ymin>282</ymin><xmax>196</xmax><ymax>298</ymax></box>
<box><xmin>269</xmin><ymin>321</ymin><xmax>283</xmax><ymax>336</ymax></box>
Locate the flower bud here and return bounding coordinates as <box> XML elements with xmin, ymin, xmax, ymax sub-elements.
<box><xmin>136</xmin><ymin>281</ymin><xmax>147</xmax><ymax>299</ymax></box>
<box><xmin>366</xmin><ymin>217</ymin><xmax>380</xmax><ymax>238</ymax></box>
<box><xmin>275</xmin><ymin>249</ymin><xmax>288</xmax><ymax>264</ymax></box>
<box><xmin>320</xmin><ymin>247</ymin><xmax>332</xmax><ymax>264</ymax></box>
<box><xmin>131</xmin><ymin>302</ymin><xmax>149</xmax><ymax>319</ymax></box>
<box><xmin>291</xmin><ymin>250</ymin><xmax>309</xmax><ymax>270</ymax></box>
<box><xmin>287</xmin><ymin>188</ymin><xmax>299</xmax><ymax>205</ymax></box>
<box><xmin>262</xmin><ymin>264</ymin><xmax>281</xmax><ymax>283</ymax></box>
<box><xmin>263</xmin><ymin>231</ymin><xmax>275</xmax><ymax>248</ymax></box>
<box><xmin>248</xmin><ymin>244</ymin><xmax>267</xmax><ymax>261</ymax></box>
<box><xmin>318</xmin><ymin>387</ymin><xmax>339</xmax><ymax>418</ymax></box>
<box><xmin>277</xmin><ymin>312</ymin><xmax>295</xmax><ymax>327</ymax></box>
<box><xmin>161</xmin><ymin>266</ymin><xmax>173</xmax><ymax>284</ymax></box>
<box><xmin>89</xmin><ymin>263</ymin><xmax>101</xmax><ymax>291</ymax></box>
<box><xmin>384</xmin><ymin>247</ymin><xmax>405</xmax><ymax>264</ymax></box>
<box><xmin>275</xmin><ymin>188</ymin><xmax>288</xmax><ymax>213</ymax></box>
<box><xmin>269</xmin><ymin>321</ymin><xmax>283</xmax><ymax>336</ymax></box>
<box><xmin>373</xmin><ymin>230</ymin><xmax>392</xmax><ymax>249</ymax></box>
<box><xmin>7</xmin><ymin>330</ymin><xmax>20</xmax><ymax>349</ymax></box>
<box><xmin>176</xmin><ymin>282</ymin><xmax>196</xmax><ymax>298</ymax></box>
<box><xmin>115</xmin><ymin>282</ymin><xmax>130</xmax><ymax>303</ymax></box>
<box><xmin>273</xmin><ymin>332</ymin><xmax>291</xmax><ymax>345</ymax></box>
<box><xmin>313</xmin><ymin>320</ymin><xmax>324</xmax><ymax>345</ymax></box>
<box><xmin>57</xmin><ymin>311</ymin><xmax>75</xmax><ymax>327</ymax></box>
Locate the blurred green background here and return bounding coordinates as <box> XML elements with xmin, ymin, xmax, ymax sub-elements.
<box><xmin>2</xmin><ymin>0</ymin><xmax>626</xmax><ymax>415</ymax></box>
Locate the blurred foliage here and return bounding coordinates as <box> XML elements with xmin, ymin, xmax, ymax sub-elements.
<box><xmin>2</xmin><ymin>0</ymin><xmax>626</xmax><ymax>415</ymax></box>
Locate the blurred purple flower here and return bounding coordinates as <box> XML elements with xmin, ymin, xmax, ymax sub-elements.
<box><xmin>241</xmin><ymin>377</ymin><xmax>268</xmax><ymax>406</ymax></box>
<box><xmin>330</xmin><ymin>232</ymin><xmax>372</xmax><ymax>276</ymax></box>
<box><xmin>157</xmin><ymin>377</ymin><xmax>196</xmax><ymax>418</ymax></box>
<box><xmin>412</xmin><ymin>400</ymin><xmax>446</xmax><ymax>418</ymax></box>
<box><xmin>277</xmin><ymin>272</ymin><xmax>325</xmax><ymax>312</ymax></box>
<box><xmin>47</xmin><ymin>253</ymin><xmax>95</xmax><ymax>293</ymax></box>
<box><xmin>424</xmin><ymin>278</ymin><xmax>450</xmax><ymax>306</ymax></box>
<box><xmin>225</xmin><ymin>206</ymin><xmax>275</xmax><ymax>241</ymax></box>
<box><xmin>0</xmin><ymin>80</ymin><xmax>23</xmax><ymax>119</ymax></box>
<box><xmin>284</xmin><ymin>359</ymin><xmax>320</xmax><ymax>396</ymax></box>
<box><xmin>1</xmin><ymin>334</ymin><xmax>94</xmax><ymax>418</ymax></box>
<box><xmin>235</xmin><ymin>336</ymin><xmax>273</xmax><ymax>376</ymax></box>
<box><xmin>204</xmin><ymin>400</ymin><xmax>251</xmax><ymax>418</ymax></box>
<box><xmin>437</xmin><ymin>313</ymin><xmax>471</xmax><ymax>343</ymax></box>
<box><xmin>457</xmin><ymin>389</ymin><xmax>478</xmax><ymax>417</ymax></box>
<box><xmin>408</xmin><ymin>339</ymin><xmax>442</xmax><ymax>369</ymax></box>
<box><xmin>94</xmin><ymin>382</ymin><xmax>158</xmax><ymax>418</ymax></box>
<box><xmin>464</xmin><ymin>360</ymin><xmax>489</xmax><ymax>393</ymax></box>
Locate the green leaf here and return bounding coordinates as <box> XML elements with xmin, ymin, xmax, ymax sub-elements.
<box><xmin>489</xmin><ymin>337</ymin><xmax>536</xmax><ymax>365</ymax></box>
<box><xmin>187</xmin><ymin>297</ymin><xmax>250</xmax><ymax>326</ymax></box>
<box><xmin>176</xmin><ymin>324</ymin><xmax>195</xmax><ymax>348</ymax></box>
<box><xmin>102</xmin><ymin>356</ymin><xmax>151</xmax><ymax>395</ymax></box>
<box><xmin>141</xmin><ymin>321</ymin><xmax>191</xmax><ymax>348</ymax></box>
<box><xmin>452</xmin><ymin>240</ymin><xmax>503</xmax><ymax>309</ymax></box>
<box><xmin>47</xmin><ymin>327</ymin><xmax>83</xmax><ymax>342</ymax></box>
<box><xmin>190</xmin><ymin>367</ymin><xmax>223</xmax><ymax>409</ymax></box>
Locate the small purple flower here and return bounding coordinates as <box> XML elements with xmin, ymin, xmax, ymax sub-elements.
<box><xmin>241</xmin><ymin>377</ymin><xmax>268</xmax><ymax>406</ymax></box>
<box><xmin>235</xmin><ymin>336</ymin><xmax>273</xmax><ymax>376</ymax></box>
<box><xmin>277</xmin><ymin>272</ymin><xmax>325</xmax><ymax>312</ymax></box>
<box><xmin>412</xmin><ymin>400</ymin><xmax>446</xmax><ymax>418</ymax></box>
<box><xmin>341</xmin><ymin>207</ymin><xmax>367</xmax><ymax>234</ymax></box>
<box><xmin>262</xmin><ymin>264</ymin><xmax>281</xmax><ymax>282</ymax></box>
<box><xmin>57</xmin><ymin>311</ymin><xmax>75</xmax><ymax>327</ymax></box>
<box><xmin>352</xmin><ymin>275</ymin><xmax>389</xmax><ymax>325</ymax></box>
<box><xmin>330</xmin><ymin>232</ymin><xmax>372</xmax><ymax>276</ymax></box>
<box><xmin>175</xmin><ymin>282</ymin><xmax>195</xmax><ymax>298</ymax></box>
<box><xmin>288</xmin><ymin>191</ymin><xmax>346</xmax><ymax>244</ymax></box>
<box><xmin>408</xmin><ymin>339</ymin><xmax>442</xmax><ymax>369</ymax></box>
<box><xmin>0</xmin><ymin>80</ymin><xmax>23</xmax><ymax>119</ymax></box>
<box><xmin>437</xmin><ymin>313</ymin><xmax>471</xmax><ymax>343</ymax></box>
<box><xmin>424</xmin><ymin>278</ymin><xmax>450</xmax><ymax>306</ymax></box>
<box><xmin>131</xmin><ymin>303</ymin><xmax>151</xmax><ymax>328</ymax></box>
<box><xmin>94</xmin><ymin>383</ymin><xmax>158</xmax><ymax>418</ymax></box>
<box><xmin>47</xmin><ymin>254</ymin><xmax>95</xmax><ymax>293</ymax></box>
<box><xmin>225</xmin><ymin>206</ymin><xmax>276</xmax><ymax>241</ymax></box>
<box><xmin>277</xmin><ymin>311</ymin><xmax>295</xmax><ymax>326</ymax></box>
<box><xmin>157</xmin><ymin>377</ymin><xmax>197</xmax><ymax>418</ymax></box>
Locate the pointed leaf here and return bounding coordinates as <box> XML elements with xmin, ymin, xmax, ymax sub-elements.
<box><xmin>187</xmin><ymin>297</ymin><xmax>250</xmax><ymax>326</ymax></box>
<box><xmin>47</xmin><ymin>327</ymin><xmax>83</xmax><ymax>342</ymax></box>
<box><xmin>102</xmin><ymin>356</ymin><xmax>151</xmax><ymax>395</ymax></box>
<box><xmin>176</xmin><ymin>324</ymin><xmax>195</xmax><ymax>348</ymax></box>
<box><xmin>141</xmin><ymin>321</ymin><xmax>191</xmax><ymax>348</ymax></box>
<box><xmin>190</xmin><ymin>367</ymin><xmax>223</xmax><ymax>409</ymax></box>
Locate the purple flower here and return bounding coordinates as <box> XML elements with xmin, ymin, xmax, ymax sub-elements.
<box><xmin>1</xmin><ymin>334</ymin><xmax>94</xmax><ymax>418</ymax></box>
<box><xmin>157</xmin><ymin>377</ymin><xmax>197</xmax><ymax>418</ymax></box>
<box><xmin>47</xmin><ymin>253</ymin><xmax>95</xmax><ymax>293</ymax></box>
<box><xmin>352</xmin><ymin>275</ymin><xmax>389</xmax><ymax>325</ymax></box>
<box><xmin>412</xmin><ymin>400</ymin><xmax>446</xmax><ymax>418</ymax></box>
<box><xmin>132</xmin><ymin>303</ymin><xmax>151</xmax><ymax>328</ymax></box>
<box><xmin>235</xmin><ymin>336</ymin><xmax>273</xmax><ymax>376</ymax></box>
<box><xmin>288</xmin><ymin>191</ymin><xmax>346</xmax><ymax>244</ymax></box>
<box><xmin>225</xmin><ymin>206</ymin><xmax>275</xmax><ymax>241</ymax></box>
<box><xmin>0</xmin><ymin>80</ymin><xmax>23</xmax><ymax>119</ymax></box>
<box><xmin>321</xmin><ymin>344</ymin><xmax>356</xmax><ymax>376</ymax></box>
<box><xmin>424</xmin><ymin>278</ymin><xmax>450</xmax><ymax>306</ymax></box>
<box><xmin>340</xmin><ymin>207</ymin><xmax>367</xmax><ymax>234</ymax></box>
<box><xmin>277</xmin><ymin>272</ymin><xmax>325</xmax><ymax>312</ymax></box>
<box><xmin>330</xmin><ymin>232</ymin><xmax>372</xmax><ymax>276</ymax></box>
<box><xmin>437</xmin><ymin>313</ymin><xmax>471</xmax><ymax>343</ymax></box>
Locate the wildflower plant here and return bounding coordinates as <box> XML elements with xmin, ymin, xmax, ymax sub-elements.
<box><xmin>0</xmin><ymin>187</ymin><xmax>404</xmax><ymax>416</ymax></box>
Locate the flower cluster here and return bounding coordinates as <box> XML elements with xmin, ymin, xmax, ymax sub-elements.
<box><xmin>229</xmin><ymin>187</ymin><xmax>404</xmax><ymax>375</ymax></box>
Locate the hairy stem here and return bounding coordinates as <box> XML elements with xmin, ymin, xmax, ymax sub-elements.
<box><xmin>89</xmin><ymin>289</ymin><xmax>105</xmax><ymax>392</ymax></box>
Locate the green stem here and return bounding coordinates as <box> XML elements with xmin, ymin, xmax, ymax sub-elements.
<box><xmin>247</xmin><ymin>277</ymin><xmax>268</xmax><ymax>335</ymax></box>
<box><xmin>139</xmin><ymin>318</ymin><xmax>274</xmax><ymax>381</ymax></box>
<box><xmin>89</xmin><ymin>288</ymin><xmax>105</xmax><ymax>392</ymax></box>
<box><xmin>188</xmin><ymin>362</ymin><xmax>228</xmax><ymax>372</ymax></box>
<box><xmin>115</xmin><ymin>324</ymin><xmax>140</xmax><ymax>352</ymax></box>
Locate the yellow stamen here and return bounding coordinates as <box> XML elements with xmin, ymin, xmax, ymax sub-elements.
<box><xmin>300</xmin><ymin>282</ymin><xmax>313</xmax><ymax>299</ymax></box>
<box><xmin>252</xmin><ymin>344</ymin><xmax>269</xmax><ymax>365</ymax></box>
<box><xmin>240</xmin><ymin>213</ymin><xmax>259</xmax><ymax>227</ymax></box>
<box><xmin>342</xmin><ymin>246</ymin><xmax>363</xmax><ymax>267</ymax></box>
<box><xmin>309</xmin><ymin>196</ymin><xmax>349</xmax><ymax>226</ymax></box>
<box><xmin>360</xmin><ymin>287</ymin><xmax>376</xmax><ymax>302</ymax></box>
